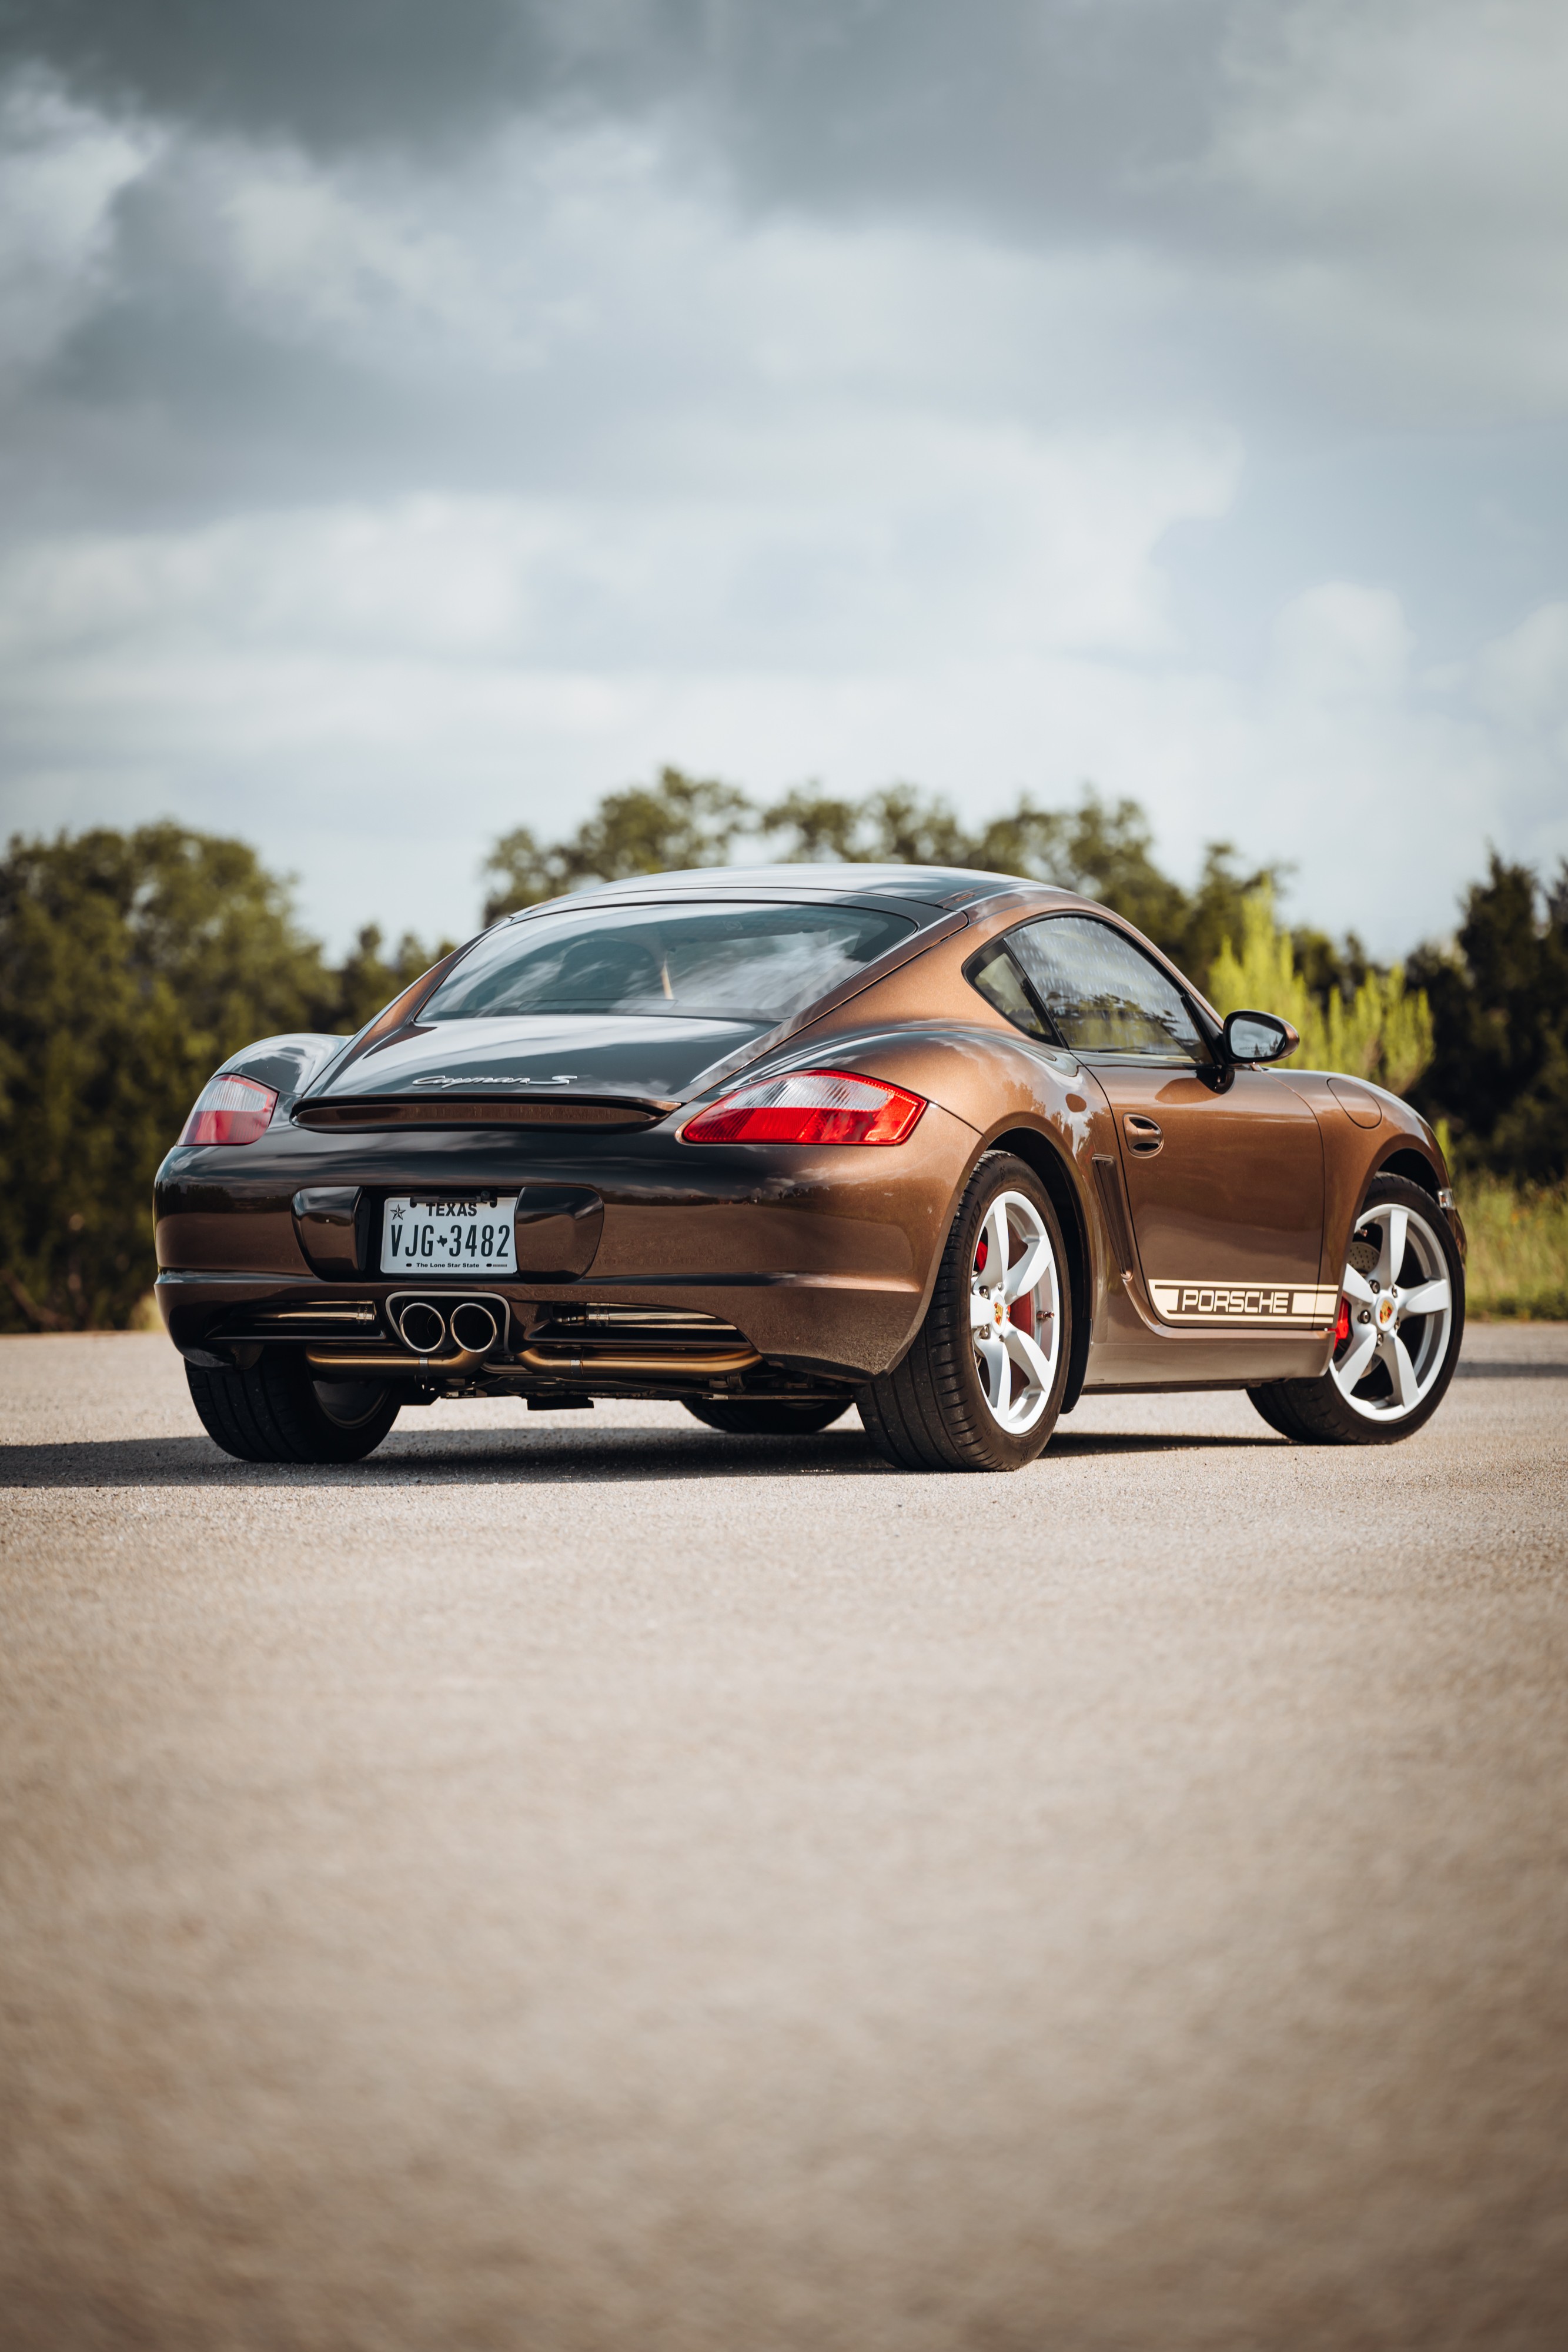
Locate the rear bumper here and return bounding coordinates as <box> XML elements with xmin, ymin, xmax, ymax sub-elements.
<box><xmin>155</xmin><ymin>1267</ymin><xmax>924</xmax><ymax>1386</ymax></box>
<box><xmin>153</xmin><ymin>1104</ymin><xmax>977</xmax><ymax>1384</ymax></box>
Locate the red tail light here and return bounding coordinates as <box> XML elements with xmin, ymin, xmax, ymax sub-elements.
<box><xmin>179</xmin><ymin>1074</ymin><xmax>278</xmax><ymax>1146</ymax></box>
<box><xmin>681</xmin><ymin>1068</ymin><xmax>926</xmax><ymax>1146</ymax></box>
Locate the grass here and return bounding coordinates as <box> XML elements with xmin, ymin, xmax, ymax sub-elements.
<box><xmin>1457</xmin><ymin>1175</ymin><xmax>1568</xmax><ymax>1320</ymax></box>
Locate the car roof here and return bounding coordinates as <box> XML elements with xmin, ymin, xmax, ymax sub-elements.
<box><xmin>503</xmin><ymin>863</ymin><xmax>1086</xmax><ymax>922</ymax></box>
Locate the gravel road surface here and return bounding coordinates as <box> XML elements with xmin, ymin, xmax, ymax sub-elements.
<box><xmin>4</xmin><ymin>1329</ymin><xmax>1566</xmax><ymax>2352</ymax></box>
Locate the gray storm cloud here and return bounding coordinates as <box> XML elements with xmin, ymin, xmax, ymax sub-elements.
<box><xmin>1</xmin><ymin>2</ymin><xmax>1228</xmax><ymax>205</ymax></box>
<box><xmin>0</xmin><ymin>0</ymin><xmax>1564</xmax><ymax>954</ymax></box>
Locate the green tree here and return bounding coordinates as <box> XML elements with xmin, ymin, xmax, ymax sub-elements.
<box><xmin>1408</xmin><ymin>855</ymin><xmax>1568</xmax><ymax>1178</ymax></box>
<box><xmin>485</xmin><ymin>767</ymin><xmax>1286</xmax><ymax>995</ymax></box>
<box><xmin>765</xmin><ymin>781</ymin><xmax>1073</xmax><ymax>880</ymax></box>
<box><xmin>1289</xmin><ymin>923</ymin><xmax>1373</xmax><ymax>1009</ymax></box>
<box><xmin>483</xmin><ymin>767</ymin><xmax>753</xmax><ymax>922</ymax></box>
<box><xmin>0</xmin><ymin>826</ymin><xmax>339</xmax><ymax>1330</ymax></box>
<box><xmin>759</xmin><ymin>786</ymin><xmax>867</xmax><ymax>862</ymax></box>
<box><xmin>760</xmin><ymin>779</ymin><xmax>1272</xmax><ymax>989</ymax></box>
<box><xmin>1209</xmin><ymin>890</ymin><xmax>1433</xmax><ymax>1095</ymax></box>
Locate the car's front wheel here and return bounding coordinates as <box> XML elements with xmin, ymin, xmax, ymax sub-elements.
<box><xmin>1248</xmin><ymin>1174</ymin><xmax>1464</xmax><ymax>1445</ymax></box>
<box><xmin>858</xmin><ymin>1151</ymin><xmax>1071</xmax><ymax>1472</ymax></box>
<box><xmin>186</xmin><ymin>1351</ymin><xmax>402</xmax><ymax>1463</ymax></box>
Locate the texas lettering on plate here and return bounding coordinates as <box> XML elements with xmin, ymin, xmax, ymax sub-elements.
<box><xmin>382</xmin><ymin>1195</ymin><xmax>517</xmax><ymax>1274</ymax></box>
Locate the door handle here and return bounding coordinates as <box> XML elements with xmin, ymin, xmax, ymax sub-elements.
<box><xmin>1123</xmin><ymin>1115</ymin><xmax>1163</xmax><ymax>1155</ymax></box>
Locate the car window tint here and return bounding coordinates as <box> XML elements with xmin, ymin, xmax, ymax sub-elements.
<box><xmin>423</xmin><ymin>901</ymin><xmax>914</xmax><ymax>1026</ymax></box>
<box><xmin>1008</xmin><ymin>916</ymin><xmax>1205</xmax><ymax>1060</ymax></box>
<box><xmin>966</xmin><ymin>943</ymin><xmax>1052</xmax><ymax>1040</ymax></box>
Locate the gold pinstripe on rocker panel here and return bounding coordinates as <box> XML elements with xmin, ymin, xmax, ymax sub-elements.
<box><xmin>1148</xmin><ymin>1282</ymin><xmax>1340</xmax><ymax>1326</ymax></box>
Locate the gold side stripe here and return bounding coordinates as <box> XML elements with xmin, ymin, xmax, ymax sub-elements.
<box><xmin>1149</xmin><ymin>1282</ymin><xmax>1338</xmax><ymax>1325</ymax></box>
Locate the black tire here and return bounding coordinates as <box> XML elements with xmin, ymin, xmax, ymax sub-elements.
<box><xmin>858</xmin><ymin>1151</ymin><xmax>1072</xmax><ymax>1472</ymax></box>
<box><xmin>1247</xmin><ymin>1174</ymin><xmax>1465</xmax><ymax>1446</ymax></box>
<box><xmin>683</xmin><ymin>1397</ymin><xmax>851</xmax><ymax>1435</ymax></box>
<box><xmin>1245</xmin><ymin>1381</ymin><xmax>1303</xmax><ymax>1439</ymax></box>
<box><xmin>186</xmin><ymin>1350</ymin><xmax>402</xmax><ymax>1464</ymax></box>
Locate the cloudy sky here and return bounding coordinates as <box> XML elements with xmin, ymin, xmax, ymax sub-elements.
<box><xmin>1</xmin><ymin>0</ymin><xmax>1565</xmax><ymax>955</ymax></box>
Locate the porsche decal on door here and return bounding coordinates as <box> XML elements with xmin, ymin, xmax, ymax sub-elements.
<box><xmin>1148</xmin><ymin>1282</ymin><xmax>1339</xmax><ymax>1325</ymax></box>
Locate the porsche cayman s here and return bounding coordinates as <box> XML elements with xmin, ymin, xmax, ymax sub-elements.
<box><xmin>155</xmin><ymin>864</ymin><xmax>1466</xmax><ymax>1469</ymax></box>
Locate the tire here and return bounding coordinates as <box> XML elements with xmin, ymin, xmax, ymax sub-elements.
<box><xmin>1245</xmin><ymin>1381</ymin><xmax>1302</xmax><ymax>1439</ymax></box>
<box><xmin>186</xmin><ymin>1349</ymin><xmax>402</xmax><ymax>1464</ymax></box>
<box><xmin>858</xmin><ymin>1151</ymin><xmax>1071</xmax><ymax>1472</ymax></box>
<box><xmin>1247</xmin><ymin>1174</ymin><xmax>1465</xmax><ymax>1446</ymax></box>
<box><xmin>683</xmin><ymin>1398</ymin><xmax>850</xmax><ymax>1435</ymax></box>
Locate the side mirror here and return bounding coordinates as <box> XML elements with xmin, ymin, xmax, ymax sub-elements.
<box><xmin>1222</xmin><ymin>1008</ymin><xmax>1298</xmax><ymax>1065</ymax></box>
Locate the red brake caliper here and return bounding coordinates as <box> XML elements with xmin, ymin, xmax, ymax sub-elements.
<box><xmin>1334</xmin><ymin>1295</ymin><xmax>1350</xmax><ymax>1348</ymax></box>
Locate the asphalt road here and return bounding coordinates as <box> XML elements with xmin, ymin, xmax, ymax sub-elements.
<box><xmin>3</xmin><ymin>1328</ymin><xmax>1567</xmax><ymax>2352</ymax></box>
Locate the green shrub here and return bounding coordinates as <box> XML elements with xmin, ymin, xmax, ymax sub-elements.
<box><xmin>1456</xmin><ymin>1175</ymin><xmax>1568</xmax><ymax>1321</ymax></box>
<box><xmin>1209</xmin><ymin>888</ymin><xmax>1433</xmax><ymax>1093</ymax></box>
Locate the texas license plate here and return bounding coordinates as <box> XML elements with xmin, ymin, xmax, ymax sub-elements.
<box><xmin>381</xmin><ymin>1195</ymin><xmax>517</xmax><ymax>1275</ymax></box>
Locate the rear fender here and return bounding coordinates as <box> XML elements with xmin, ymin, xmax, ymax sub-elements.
<box><xmin>763</xmin><ymin>1023</ymin><xmax>1108</xmax><ymax>1401</ymax></box>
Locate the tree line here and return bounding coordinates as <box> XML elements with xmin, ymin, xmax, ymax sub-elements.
<box><xmin>2</xmin><ymin>777</ymin><xmax>1564</xmax><ymax>1329</ymax></box>
<box><xmin>0</xmin><ymin>826</ymin><xmax>437</xmax><ymax>1332</ymax></box>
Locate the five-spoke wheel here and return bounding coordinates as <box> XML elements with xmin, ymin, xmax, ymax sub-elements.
<box><xmin>860</xmin><ymin>1152</ymin><xmax>1072</xmax><ymax>1471</ymax></box>
<box><xmin>1249</xmin><ymin>1174</ymin><xmax>1464</xmax><ymax>1445</ymax></box>
<box><xmin>968</xmin><ymin>1189</ymin><xmax>1062</xmax><ymax>1437</ymax></box>
<box><xmin>1329</xmin><ymin>1198</ymin><xmax>1455</xmax><ymax>1424</ymax></box>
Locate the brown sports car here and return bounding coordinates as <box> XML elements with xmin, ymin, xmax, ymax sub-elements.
<box><xmin>155</xmin><ymin>864</ymin><xmax>1466</xmax><ymax>1469</ymax></box>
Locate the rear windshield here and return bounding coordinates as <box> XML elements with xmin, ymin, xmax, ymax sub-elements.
<box><xmin>422</xmin><ymin>900</ymin><xmax>915</xmax><ymax>1025</ymax></box>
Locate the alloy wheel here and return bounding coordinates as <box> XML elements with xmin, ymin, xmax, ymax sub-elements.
<box><xmin>1329</xmin><ymin>1200</ymin><xmax>1455</xmax><ymax>1424</ymax></box>
<box><xmin>969</xmin><ymin>1189</ymin><xmax>1061</xmax><ymax>1436</ymax></box>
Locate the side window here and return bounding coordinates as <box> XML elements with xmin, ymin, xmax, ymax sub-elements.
<box><xmin>965</xmin><ymin>941</ymin><xmax>1052</xmax><ymax>1040</ymax></box>
<box><xmin>1008</xmin><ymin>915</ymin><xmax>1206</xmax><ymax>1061</ymax></box>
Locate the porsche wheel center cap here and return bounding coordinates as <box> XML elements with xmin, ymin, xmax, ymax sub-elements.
<box><xmin>992</xmin><ymin>1298</ymin><xmax>1006</xmax><ymax>1329</ymax></box>
<box><xmin>1377</xmin><ymin>1291</ymin><xmax>1396</xmax><ymax>1329</ymax></box>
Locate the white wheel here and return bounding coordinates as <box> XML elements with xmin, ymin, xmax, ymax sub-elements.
<box><xmin>968</xmin><ymin>1189</ymin><xmax>1062</xmax><ymax>1436</ymax></box>
<box><xmin>860</xmin><ymin>1153</ymin><xmax>1072</xmax><ymax>1471</ymax></box>
<box><xmin>1329</xmin><ymin>1198</ymin><xmax>1456</xmax><ymax>1425</ymax></box>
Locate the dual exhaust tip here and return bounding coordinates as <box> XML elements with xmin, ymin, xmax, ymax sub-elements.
<box><xmin>395</xmin><ymin>1298</ymin><xmax>500</xmax><ymax>1358</ymax></box>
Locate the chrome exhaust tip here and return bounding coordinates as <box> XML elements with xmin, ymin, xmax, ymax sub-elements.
<box><xmin>449</xmin><ymin>1299</ymin><xmax>499</xmax><ymax>1355</ymax></box>
<box><xmin>396</xmin><ymin>1299</ymin><xmax>447</xmax><ymax>1354</ymax></box>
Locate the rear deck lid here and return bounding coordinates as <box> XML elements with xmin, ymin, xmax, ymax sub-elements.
<box><xmin>316</xmin><ymin>1011</ymin><xmax>766</xmax><ymax>1111</ymax></box>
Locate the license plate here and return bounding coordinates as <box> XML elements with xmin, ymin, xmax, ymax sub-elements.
<box><xmin>381</xmin><ymin>1195</ymin><xmax>517</xmax><ymax>1275</ymax></box>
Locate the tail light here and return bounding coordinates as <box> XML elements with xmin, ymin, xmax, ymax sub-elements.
<box><xmin>681</xmin><ymin>1068</ymin><xmax>926</xmax><ymax>1146</ymax></box>
<box><xmin>179</xmin><ymin>1073</ymin><xmax>279</xmax><ymax>1146</ymax></box>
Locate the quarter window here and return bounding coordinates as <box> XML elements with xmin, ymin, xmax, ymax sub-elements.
<box><xmin>965</xmin><ymin>941</ymin><xmax>1052</xmax><ymax>1040</ymax></box>
<box><xmin>1008</xmin><ymin>915</ymin><xmax>1205</xmax><ymax>1061</ymax></box>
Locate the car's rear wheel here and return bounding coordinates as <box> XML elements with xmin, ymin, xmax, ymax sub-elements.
<box><xmin>858</xmin><ymin>1151</ymin><xmax>1071</xmax><ymax>1472</ymax></box>
<box><xmin>186</xmin><ymin>1351</ymin><xmax>402</xmax><ymax>1463</ymax></box>
<box><xmin>683</xmin><ymin>1397</ymin><xmax>850</xmax><ymax>1435</ymax></box>
<box><xmin>1248</xmin><ymin>1174</ymin><xmax>1464</xmax><ymax>1445</ymax></box>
